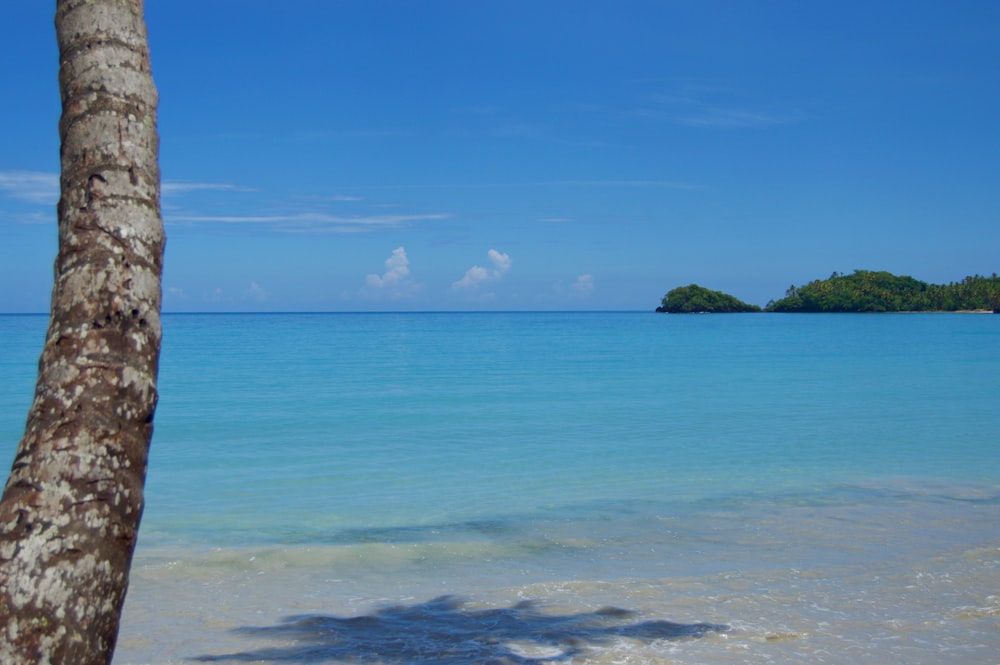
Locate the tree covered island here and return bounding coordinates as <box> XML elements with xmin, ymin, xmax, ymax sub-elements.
<box><xmin>658</xmin><ymin>271</ymin><xmax>1000</xmax><ymax>313</ymax></box>
<box><xmin>657</xmin><ymin>284</ymin><xmax>761</xmax><ymax>313</ymax></box>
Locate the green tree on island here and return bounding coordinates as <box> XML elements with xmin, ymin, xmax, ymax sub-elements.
<box><xmin>657</xmin><ymin>284</ymin><xmax>761</xmax><ymax>313</ymax></box>
<box><xmin>765</xmin><ymin>270</ymin><xmax>1000</xmax><ymax>312</ymax></box>
<box><xmin>656</xmin><ymin>271</ymin><xmax>1000</xmax><ymax>314</ymax></box>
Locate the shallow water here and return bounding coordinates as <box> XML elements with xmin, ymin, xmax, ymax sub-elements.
<box><xmin>2</xmin><ymin>312</ymin><xmax>998</xmax><ymax>663</ymax></box>
<box><xmin>116</xmin><ymin>478</ymin><xmax>1000</xmax><ymax>664</ymax></box>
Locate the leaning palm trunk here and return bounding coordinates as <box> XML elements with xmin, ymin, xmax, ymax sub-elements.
<box><xmin>0</xmin><ymin>1</ymin><xmax>163</xmax><ymax>663</ymax></box>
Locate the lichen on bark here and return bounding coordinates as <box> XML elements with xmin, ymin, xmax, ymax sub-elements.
<box><xmin>0</xmin><ymin>2</ymin><xmax>163</xmax><ymax>664</ymax></box>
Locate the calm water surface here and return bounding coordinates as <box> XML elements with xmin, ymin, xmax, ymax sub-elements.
<box><xmin>1</xmin><ymin>312</ymin><xmax>998</xmax><ymax>664</ymax></box>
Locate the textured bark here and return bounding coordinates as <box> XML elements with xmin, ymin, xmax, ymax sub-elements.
<box><xmin>0</xmin><ymin>1</ymin><xmax>163</xmax><ymax>663</ymax></box>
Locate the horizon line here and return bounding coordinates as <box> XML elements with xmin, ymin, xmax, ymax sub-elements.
<box><xmin>0</xmin><ymin>309</ymin><xmax>652</xmax><ymax>317</ymax></box>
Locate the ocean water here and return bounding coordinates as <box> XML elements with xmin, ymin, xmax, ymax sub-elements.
<box><xmin>1</xmin><ymin>311</ymin><xmax>999</xmax><ymax>664</ymax></box>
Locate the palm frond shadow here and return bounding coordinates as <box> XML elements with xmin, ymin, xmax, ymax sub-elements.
<box><xmin>195</xmin><ymin>595</ymin><xmax>728</xmax><ymax>664</ymax></box>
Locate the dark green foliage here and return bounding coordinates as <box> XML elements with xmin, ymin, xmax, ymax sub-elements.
<box><xmin>657</xmin><ymin>272</ymin><xmax>1000</xmax><ymax>313</ymax></box>
<box><xmin>765</xmin><ymin>270</ymin><xmax>1000</xmax><ymax>312</ymax></box>
<box><xmin>658</xmin><ymin>284</ymin><xmax>761</xmax><ymax>313</ymax></box>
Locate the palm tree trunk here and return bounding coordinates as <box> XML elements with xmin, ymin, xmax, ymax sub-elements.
<box><xmin>0</xmin><ymin>1</ymin><xmax>163</xmax><ymax>663</ymax></box>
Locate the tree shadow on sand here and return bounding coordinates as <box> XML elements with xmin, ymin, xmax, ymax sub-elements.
<box><xmin>195</xmin><ymin>595</ymin><xmax>729</xmax><ymax>664</ymax></box>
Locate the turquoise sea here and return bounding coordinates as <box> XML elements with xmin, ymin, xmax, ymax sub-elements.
<box><xmin>2</xmin><ymin>312</ymin><xmax>999</xmax><ymax>664</ymax></box>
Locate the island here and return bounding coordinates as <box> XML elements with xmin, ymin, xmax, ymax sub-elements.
<box><xmin>657</xmin><ymin>284</ymin><xmax>761</xmax><ymax>313</ymax></box>
<box><xmin>657</xmin><ymin>271</ymin><xmax>1000</xmax><ymax>313</ymax></box>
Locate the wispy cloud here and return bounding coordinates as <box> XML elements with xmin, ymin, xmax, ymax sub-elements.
<box><xmin>546</xmin><ymin>180</ymin><xmax>694</xmax><ymax>189</ymax></box>
<box><xmin>452</xmin><ymin>104</ymin><xmax>504</xmax><ymax>116</ymax></box>
<box><xmin>168</xmin><ymin>212</ymin><xmax>449</xmax><ymax>232</ymax></box>
<box><xmin>347</xmin><ymin>180</ymin><xmax>695</xmax><ymax>191</ymax></box>
<box><xmin>162</xmin><ymin>181</ymin><xmax>255</xmax><ymax>195</ymax></box>
<box><xmin>292</xmin><ymin>193</ymin><xmax>366</xmax><ymax>203</ymax></box>
<box><xmin>631</xmin><ymin>80</ymin><xmax>799</xmax><ymax>129</ymax></box>
<box><xmin>452</xmin><ymin>249</ymin><xmax>512</xmax><ymax>290</ymax></box>
<box><xmin>160</xmin><ymin>180</ymin><xmax>448</xmax><ymax>233</ymax></box>
<box><xmin>362</xmin><ymin>246</ymin><xmax>423</xmax><ymax>300</ymax></box>
<box><xmin>671</xmin><ymin>105</ymin><xmax>789</xmax><ymax>129</ymax></box>
<box><xmin>290</xmin><ymin>128</ymin><xmax>415</xmax><ymax>142</ymax></box>
<box><xmin>0</xmin><ymin>171</ymin><xmax>58</xmax><ymax>206</ymax></box>
<box><xmin>0</xmin><ymin>172</ymin><xmax>257</xmax><ymax>208</ymax></box>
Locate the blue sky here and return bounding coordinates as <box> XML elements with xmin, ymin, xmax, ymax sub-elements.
<box><xmin>1</xmin><ymin>1</ymin><xmax>998</xmax><ymax>312</ymax></box>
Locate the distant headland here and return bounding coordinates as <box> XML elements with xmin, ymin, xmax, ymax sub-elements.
<box><xmin>657</xmin><ymin>271</ymin><xmax>1000</xmax><ymax>313</ymax></box>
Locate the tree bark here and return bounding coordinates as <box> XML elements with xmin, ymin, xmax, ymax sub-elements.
<box><xmin>0</xmin><ymin>1</ymin><xmax>163</xmax><ymax>663</ymax></box>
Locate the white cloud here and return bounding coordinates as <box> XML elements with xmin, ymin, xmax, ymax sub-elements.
<box><xmin>244</xmin><ymin>281</ymin><xmax>268</xmax><ymax>301</ymax></box>
<box><xmin>366</xmin><ymin>247</ymin><xmax>411</xmax><ymax>287</ymax></box>
<box><xmin>452</xmin><ymin>265</ymin><xmax>490</xmax><ymax>290</ymax></box>
<box><xmin>488</xmin><ymin>249</ymin><xmax>512</xmax><ymax>276</ymax></box>
<box><xmin>552</xmin><ymin>273</ymin><xmax>596</xmax><ymax>300</ymax></box>
<box><xmin>362</xmin><ymin>246</ymin><xmax>423</xmax><ymax>299</ymax></box>
<box><xmin>572</xmin><ymin>274</ymin><xmax>595</xmax><ymax>297</ymax></box>
<box><xmin>0</xmin><ymin>171</ymin><xmax>58</xmax><ymax>206</ymax></box>
<box><xmin>452</xmin><ymin>249</ymin><xmax>512</xmax><ymax>290</ymax></box>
